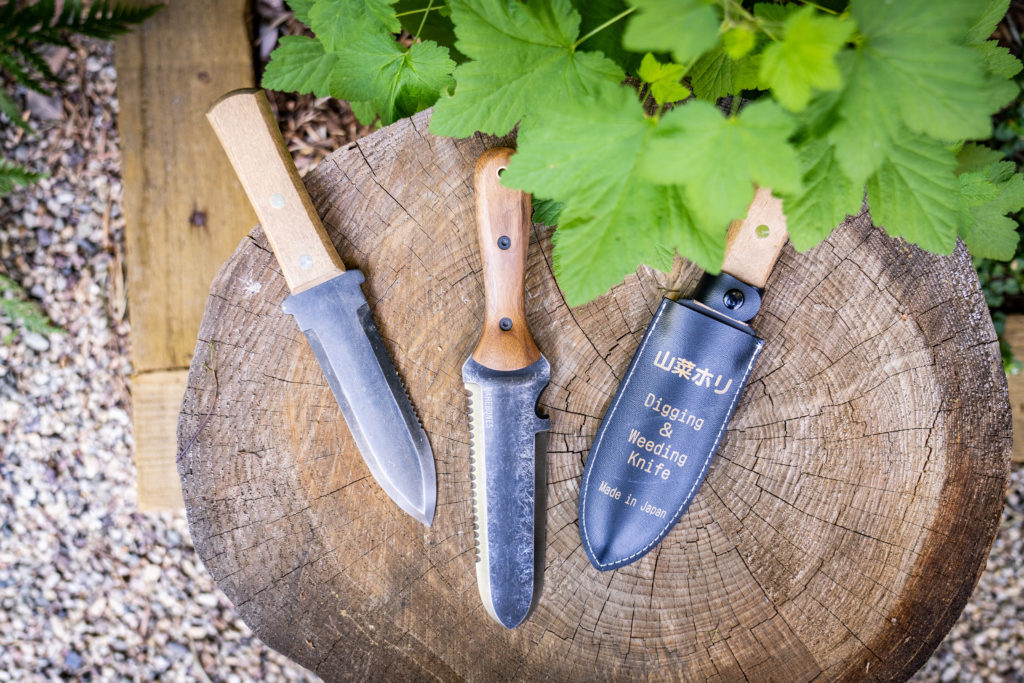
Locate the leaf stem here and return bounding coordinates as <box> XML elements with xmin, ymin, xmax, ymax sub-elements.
<box><xmin>395</xmin><ymin>8</ymin><xmax>431</xmax><ymax>18</ymax></box>
<box><xmin>572</xmin><ymin>7</ymin><xmax>636</xmax><ymax>50</ymax></box>
<box><xmin>798</xmin><ymin>0</ymin><xmax>839</xmax><ymax>15</ymax></box>
<box><xmin>414</xmin><ymin>0</ymin><xmax>436</xmax><ymax>39</ymax></box>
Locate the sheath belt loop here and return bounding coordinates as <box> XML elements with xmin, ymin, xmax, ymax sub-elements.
<box><xmin>691</xmin><ymin>273</ymin><xmax>763</xmax><ymax>323</ymax></box>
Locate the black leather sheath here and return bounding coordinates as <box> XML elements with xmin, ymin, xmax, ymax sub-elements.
<box><xmin>579</xmin><ymin>288</ymin><xmax>763</xmax><ymax>571</ymax></box>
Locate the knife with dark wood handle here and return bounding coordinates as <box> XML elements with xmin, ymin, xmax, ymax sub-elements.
<box><xmin>463</xmin><ymin>147</ymin><xmax>550</xmax><ymax>627</ymax></box>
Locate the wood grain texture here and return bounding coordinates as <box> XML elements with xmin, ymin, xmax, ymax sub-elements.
<box><xmin>132</xmin><ymin>370</ymin><xmax>188</xmax><ymax>510</ymax></box>
<box><xmin>471</xmin><ymin>147</ymin><xmax>541</xmax><ymax>371</ymax></box>
<box><xmin>207</xmin><ymin>90</ymin><xmax>346</xmax><ymax>294</ymax></box>
<box><xmin>116</xmin><ymin>0</ymin><xmax>255</xmax><ymax>509</ymax></box>
<box><xmin>178</xmin><ymin>109</ymin><xmax>1011</xmax><ymax>681</ymax></box>
<box><xmin>115</xmin><ymin>0</ymin><xmax>257</xmax><ymax>372</ymax></box>
<box><xmin>722</xmin><ymin>186</ymin><xmax>789</xmax><ymax>288</ymax></box>
<box><xmin>1002</xmin><ymin>314</ymin><xmax>1024</xmax><ymax>463</ymax></box>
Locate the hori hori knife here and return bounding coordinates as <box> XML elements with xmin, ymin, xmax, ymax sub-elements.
<box><xmin>206</xmin><ymin>89</ymin><xmax>436</xmax><ymax>526</ymax></box>
<box><xmin>464</xmin><ymin>148</ymin><xmax>549</xmax><ymax>628</ymax></box>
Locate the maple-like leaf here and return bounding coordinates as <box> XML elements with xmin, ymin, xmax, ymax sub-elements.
<box><xmin>828</xmin><ymin>0</ymin><xmax>1002</xmax><ymax>185</ymax></box>
<box><xmin>502</xmin><ymin>85</ymin><xmax>723</xmax><ymax>305</ymax></box>
<box><xmin>759</xmin><ymin>6</ymin><xmax>853</xmax><ymax>111</ymax></box>
<box><xmin>956</xmin><ymin>153</ymin><xmax>1024</xmax><ymax>259</ymax></box>
<box><xmin>688</xmin><ymin>46</ymin><xmax>760</xmax><ymax>101</ymax></box>
<box><xmin>261</xmin><ymin>35</ymin><xmax>338</xmax><ymax>98</ymax></box>
<box><xmin>332</xmin><ymin>34</ymin><xmax>455</xmax><ymax>125</ymax></box>
<box><xmin>637</xmin><ymin>53</ymin><xmax>689</xmax><ymax>105</ymax></box>
<box><xmin>429</xmin><ymin>0</ymin><xmax>623</xmax><ymax>137</ymax></box>
<box><xmin>780</xmin><ymin>138</ymin><xmax>863</xmax><ymax>251</ymax></box>
<box><xmin>866</xmin><ymin>131</ymin><xmax>963</xmax><ymax>254</ymax></box>
<box><xmin>641</xmin><ymin>99</ymin><xmax>801</xmax><ymax>229</ymax></box>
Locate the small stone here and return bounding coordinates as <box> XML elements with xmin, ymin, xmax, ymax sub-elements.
<box><xmin>64</xmin><ymin>651</ymin><xmax>83</xmax><ymax>670</ymax></box>
<box><xmin>22</xmin><ymin>332</ymin><xmax>50</xmax><ymax>352</ymax></box>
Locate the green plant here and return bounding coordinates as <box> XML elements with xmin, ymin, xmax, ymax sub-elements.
<box><xmin>0</xmin><ymin>0</ymin><xmax>162</xmax><ymax>192</ymax></box>
<box><xmin>264</xmin><ymin>0</ymin><xmax>1024</xmax><ymax>306</ymax></box>
<box><xmin>0</xmin><ymin>274</ymin><xmax>62</xmax><ymax>342</ymax></box>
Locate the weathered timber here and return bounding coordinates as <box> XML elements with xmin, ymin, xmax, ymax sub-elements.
<box><xmin>116</xmin><ymin>0</ymin><xmax>257</xmax><ymax>509</ymax></box>
<box><xmin>178</xmin><ymin>108</ymin><xmax>1011</xmax><ymax>681</ymax></box>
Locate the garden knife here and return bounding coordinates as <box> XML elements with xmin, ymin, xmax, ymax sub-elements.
<box><xmin>206</xmin><ymin>89</ymin><xmax>436</xmax><ymax>526</ymax></box>
<box><xmin>463</xmin><ymin>147</ymin><xmax>549</xmax><ymax>628</ymax></box>
<box><xmin>579</xmin><ymin>187</ymin><xmax>787</xmax><ymax>570</ymax></box>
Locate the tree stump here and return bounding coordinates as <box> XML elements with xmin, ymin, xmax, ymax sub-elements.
<box><xmin>177</xmin><ymin>109</ymin><xmax>1011</xmax><ymax>681</ymax></box>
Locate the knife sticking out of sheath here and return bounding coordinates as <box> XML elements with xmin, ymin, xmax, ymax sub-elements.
<box><xmin>463</xmin><ymin>147</ymin><xmax>550</xmax><ymax>628</ymax></box>
<box><xmin>579</xmin><ymin>187</ymin><xmax>787</xmax><ymax>570</ymax></box>
<box><xmin>206</xmin><ymin>89</ymin><xmax>436</xmax><ymax>526</ymax></box>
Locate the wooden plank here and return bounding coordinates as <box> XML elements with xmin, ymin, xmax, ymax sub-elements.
<box><xmin>132</xmin><ymin>370</ymin><xmax>189</xmax><ymax>510</ymax></box>
<box><xmin>116</xmin><ymin>0</ymin><xmax>257</xmax><ymax>508</ymax></box>
<box><xmin>1003</xmin><ymin>314</ymin><xmax>1024</xmax><ymax>463</ymax></box>
<box><xmin>115</xmin><ymin>0</ymin><xmax>257</xmax><ymax>371</ymax></box>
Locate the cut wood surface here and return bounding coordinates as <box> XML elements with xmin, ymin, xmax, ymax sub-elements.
<box><xmin>178</xmin><ymin>109</ymin><xmax>1011</xmax><ymax>681</ymax></box>
<box><xmin>116</xmin><ymin>0</ymin><xmax>256</xmax><ymax>509</ymax></box>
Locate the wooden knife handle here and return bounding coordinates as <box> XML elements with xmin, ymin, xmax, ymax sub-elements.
<box><xmin>721</xmin><ymin>186</ymin><xmax>789</xmax><ymax>289</ymax></box>
<box><xmin>470</xmin><ymin>147</ymin><xmax>541</xmax><ymax>371</ymax></box>
<box><xmin>206</xmin><ymin>88</ymin><xmax>345</xmax><ymax>294</ymax></box>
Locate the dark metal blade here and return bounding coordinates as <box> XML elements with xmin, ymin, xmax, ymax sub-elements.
<box><xmin>281</xmin><ymin>270</ymin><xmax>436</xmax><ymax>526</ymax></box>
<box><xmin>463</xmin><ymin>356</ymin><xmax>549</xmax><ymax>628</ymax></box>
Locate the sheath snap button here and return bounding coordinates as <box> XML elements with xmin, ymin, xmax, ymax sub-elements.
<box><xmin>723</xmin><ymin>289</ymin><xmax>745</xmax><ymax>310</ymax></box>
<box><xmin>499</xmin><ymin>317</ymin><xmax>513</xmax><ymax>331</ymax></box>
<box><xmin>498</xmin><ymin>235</ymin><xmax>511</xmax><ymax>250</ymax></box>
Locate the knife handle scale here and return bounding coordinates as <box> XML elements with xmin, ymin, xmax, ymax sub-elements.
<box><xmin>721</xmin><ymin>186</ymin><xmax>789</xmax><ymax>289</ymax></box>
<box><xmin>206</xmin><ymin>89</ymin><xmax>346</xmax><ymax>295</ymax></box>
<box><xmin>471</xmin><ymin>147</ymin><xmax>541</xmax><ymax>372</ymax></box>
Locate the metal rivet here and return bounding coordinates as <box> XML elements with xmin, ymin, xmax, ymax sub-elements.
<box><xmin>270</xmin><ymin>193</ymin><xmax>285</xmax><ymax>208</ymax></box>
<box><xmin>723</xmin><ymin>289</ymin><xmax>744</xmax><ymax>310</ymax></box>
<box><xmin>498</xmin><ymin>235</ymin><xmax>511</xmax><ymax>250</ymax></box>
<box><xmin>755</xmin><ymin>224</ymin><xmax>770</xmax><ymax>239</ymax></box>
<box><xmin>499</xmin><ymin>317</ymin><xmax>513</xmax><ymax>331</ymax></box>
<box><xmin>298</xmin><ymin>254</ymin><xmax>313</xmax><ymax>270</ymax></box>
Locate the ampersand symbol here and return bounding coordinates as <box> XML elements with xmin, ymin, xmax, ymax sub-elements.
<box><xmin>660</xmin><ymin>422</ymin><xmax>673</xmax><ymax>437</ymax></box>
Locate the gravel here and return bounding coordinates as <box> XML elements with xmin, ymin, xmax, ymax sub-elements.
<box><xmin>0</xmin><ymin>39</ymin><xmax>313</xmax><ymax>681</ymax></box>
<box><xmin>0</xmin><ymin>34</ymin><xmax>1021</xmax><ymax>683</ymax></box>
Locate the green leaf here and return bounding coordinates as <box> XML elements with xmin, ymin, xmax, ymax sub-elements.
<box><xmin>430</xmin><ymin>0</ymin><xmax>623</xmax><ymax>137</ymax></box>
<box><xmin>622</xmin><ymin>0</ymin><xmax>719</xmax><ymax>65</ymax></box>
<box><xmin>310</xmin><ymin>0</ymin><xmax>399</xmax><ymax>52</ymax></box>
<box><xmin>752</xmin><ymin>2</ymin><xmax>799</xmax><ymax>24</ymax></box>
<box><xmin>286</xmin><ymin>0</ymin><xmax>315</xmax><ymax>25</ymax></box>
<box><xmin>0</xmin><ymin>159</ymin><xmax>46</xmax><ymax>195</ymax></box>
<box><xmin>758</xmin><ymin>6</ymin><xmax>853</xmax><ymax>112</ymax></box>
<box><xmin>332</xmin><ymin>34</ymin><xmax>455</xmax><ymax>125</ymax></box>
<box><xmin>865</xmin><ymin>132</ymin><xmax>963</xmax><ymax>254</ymax></box>
<box><xmin>974</xmin><ymin>40</ymin><xmax>1023</xmax><ymax>79</ymax></box>
<box><xmin>641</xmin><ymin>99</ymin><xmax>801</xmax><ymax>229</ymax></box>
<box><xmin>261</xmin><ymin>35</ymin><xmax>338</xmax><ymax>98</ymax></box>
<box><xmin>502</xmin><ymin>85</ymin><xmax>723</xmax><ymax>306</ymax></box>
<box><xmin>966</xmin><ymin>0</ymin><xmax>1009</xmax><ymax>45</ymax></box>
<box><xmin>571</xmin><ymin>0</ymin><xmax>639</xmax><ymax>71</ymax></box>
<box><xmin>853</xmin><ymin>0</ymin><xmax>996</xmax><ymax>141</ymax></box>
<box><xmin>958</xmin><ymin>159</ymin><xmax>1024</xmax><ymax>259</ymax></box>
<box><xmin>396</xmin><ymin>0</ymin><xmax>465</xmax><ymax>62</ymax></box>
<box><xmin>722</xmin><ymin>26</ymin><xmax>755</xmax><ymax>60</ymax></box>
<box><xmin>349</xmin><ymin>100</ymin><xmax>378</xmax><ymax>126</ymax></box>
<box><xmin>955</xmin><ymin>143</ymin><xmax>1004</xmax><ymax>175</ymax></box>
<box><xmin>780</xmin><ymin>138</ymin><xmax>863</xmax><ymax>251</ymax></box>
<box><xmin>0</xmin><ymin>90</ymin><xmax>30</xmax><ymax>132</ymax></box>
<box><xmin>532</xmin><ymin>197</ymin><xmax>564</xmax><ymax>226</ymax></box>
<box><xmin>688</xmin><ymin>46</ymin><xmax>760</xmax><ymax>101</ymax></box>
<box><xmin>637</xmin><ymin>53</ymin><xmax>689</xmax><ymax>105</ymax></box>
<box><xmin>0</xmin><ymin>275</ymin><xmax>62</xmax><ymax>337</ymax></box>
